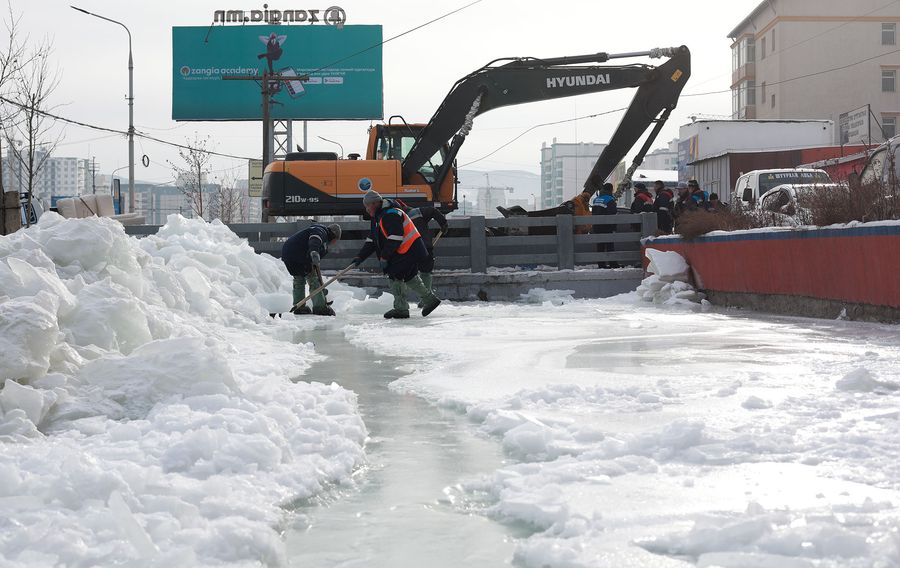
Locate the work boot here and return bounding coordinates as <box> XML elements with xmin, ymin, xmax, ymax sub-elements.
<box><xmin>421</xmin><ymin>296</ymin><xmax>441</xmax><ymax>317</ymax></box>
<box><xmin>312</xmin><ymin>305</ymin><xmax>336</xmax><ymax>316</ymax></box>
<box><xmin>290</xmin><ymin>304</ymin><xmax>312</xmax><ymax>315</ymax></box>
<box><xmin>406</xmin><ymin>275</ymin><xmax>441</xmax><ymax>317</ymax></box>
<box><xmin>388</xmin><ymin>278</ymin><xmax>410</xmax><ymax>312</ymax></box>
<box><xmin>306</xmin><ymin>272</ymin><xmax>329</xmax><ymax>312</ymax></box>
<box><xmin>383</xmin><ymin>309</ymin><xmax>410</xmax><ymax>319</ymax></box>
<box><xmin>292</xmin><ymin>276</ymin><xmax>306</xmax><ymax>305</ymax></box>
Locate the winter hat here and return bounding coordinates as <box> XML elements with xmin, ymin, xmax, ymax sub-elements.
<box><xmin>634</xmin><ymin>182</ymin><xmax>647</xmax><ymax>191</ymax></box>
<box><xmin>327</xmin><ymin>223</ymin><xmax>342</xmax><ymax>241</ymax></box>
<box><xmin>362</xmin><ymin>190</ymin><xmax>383</xmax><ymax>206</ymax></box>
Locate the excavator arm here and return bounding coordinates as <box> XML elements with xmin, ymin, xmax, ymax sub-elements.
<box><xmin>402</xmin><ymin>46</ymin><xmax>691</xmax><ymax>195</ymax></box>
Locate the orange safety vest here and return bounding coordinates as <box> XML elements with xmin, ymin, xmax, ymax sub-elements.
<box><xmin>378</xmin><ymin>208</ymin><xmax>421</xmax><ymax>254</ymax></box>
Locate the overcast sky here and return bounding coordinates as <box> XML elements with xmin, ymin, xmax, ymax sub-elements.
<box><xmin>7</xmin><ymin>0</ymin><xmax>760</xmax><ymax>185</ymax></box>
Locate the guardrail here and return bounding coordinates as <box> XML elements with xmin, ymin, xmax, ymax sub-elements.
<box><xmin>124</xmin><ymin>213</ymin><xmax>658</xmax><ymax>273</ymax></box>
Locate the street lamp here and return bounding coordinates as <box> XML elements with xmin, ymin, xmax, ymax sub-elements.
<box><xmin>71</xmin><ymin>6</ymin><xmax>135</xmax><ymax>214</ymax></box>
<box><xmin>317</xmin><ymin>135</ymin><xmax>344</xmax><ymax>159</ymax></box>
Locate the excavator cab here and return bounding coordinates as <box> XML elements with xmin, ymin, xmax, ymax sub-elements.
<box><xmin>263</xmin><ymin>121</ymin><xmax>458</xmax><ymax>217</ymax></box>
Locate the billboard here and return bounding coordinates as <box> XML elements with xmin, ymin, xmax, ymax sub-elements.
<box><xmin>839</xmin><ymin>105</ymin><xmax>870</xmax><ymax>145</ymax></box>
<box><xmin>172</xmin><ymin>25</ymin><xmax>382</xmax><ymax>120</ymax></box>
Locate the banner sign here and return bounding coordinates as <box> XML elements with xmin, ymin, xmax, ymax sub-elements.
<box><xmin>172</xmin><ymin>24</ymin><xmax>382</xmax><ymax>120</ymax></box>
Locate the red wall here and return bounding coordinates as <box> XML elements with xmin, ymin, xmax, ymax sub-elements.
<box><xmin>643</xmin><ymin>224</ymin><xmax>900</xmax><ymax>308</ymax></box>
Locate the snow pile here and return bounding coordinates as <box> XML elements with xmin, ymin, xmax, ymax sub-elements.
<box><xmin>519</xmin><ymin>287</ymin><xmax>576</xmax><ymax>306</ymax></box>
<box><xmin>636</xmin><ymin>499</ymin><xmax>899</xmax><ymax>565</ymax></box>
<box><xmin>0</xmin><ymin>214</ymin><xmax>366</xmax><ymax>566</ymax></box>
<box><xmin>835</xmin><ymin>367</ymin><xmax>899</xmax><ymax>393</ymax></box>
<box><xmin>635</xmin><ymin>248</ymin><xmax>707</xmax><ymax>307</ymax></box>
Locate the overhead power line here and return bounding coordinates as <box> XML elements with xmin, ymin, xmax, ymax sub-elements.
<box><xmin>0</xmin><ymin>95</ymin><xmax>254</xmax><ymax>160</ymax></box>
<box><xmin>460</xmin><ymin>107</ymin><xmax>629</xmax><ymax>167</ymax></box>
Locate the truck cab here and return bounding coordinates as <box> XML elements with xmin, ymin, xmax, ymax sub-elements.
<box><xmin>733</xmin><ymin>168</ymin><xmax>833</xmax><ymax>208</ymax></box>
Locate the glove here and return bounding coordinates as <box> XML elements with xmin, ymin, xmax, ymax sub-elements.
<box><xmin>309</xmin><ymin>251</ymin><xmax>321</xmax><ymax>266</ymax></box>
<box><xmin>379</xmin><ymin>259</ymin><xmax>389</xmax><ymax>272</ymax></box>
<box><xmin>350</xmin><ymin>257</ymin><xmax>361</xmax><ymax>267</ymax></box>
<box><xmin>440</xmin><ymin>224</ymin><xmax>449</xmax><ymax>234</ymax></box>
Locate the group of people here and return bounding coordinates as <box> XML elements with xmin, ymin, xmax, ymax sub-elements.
<box><xmin>597</xmin><ymin>178</ymin><xmax>729</xmax><ymax>236</ymax></box>
<box><xmin>280</xmin><ymin>190</ymin><xmax>448</xmax><ymax>319</ymax></box>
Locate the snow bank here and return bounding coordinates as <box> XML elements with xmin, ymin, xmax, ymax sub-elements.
<box><xmin>635</xmin><ymin>248</ymin><xmax>708</xmax><ymax>307</ymax></box>
<box><xmin>0</xmin><ymin>214</ymin><xmax>366</xmax><ymax>566</ymax></box>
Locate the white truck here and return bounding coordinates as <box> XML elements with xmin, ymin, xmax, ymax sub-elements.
<box><xmin>733</xmin><ymin>168</ymin><xmax>833</xmax><ymax>208</ymax></box>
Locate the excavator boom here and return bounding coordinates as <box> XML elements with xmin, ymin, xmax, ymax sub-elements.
<box><xmin>403</xmin><ymin>46</ymin><xmax>691</xmax><ymax>195</ymax></box>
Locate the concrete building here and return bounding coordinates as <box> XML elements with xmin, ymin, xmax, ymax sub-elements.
<box><xmin>640</xmin><ymin>138</ymin><xmax>679</xmax><ymax>171</ymax></box>
<box><xmin>2</xmin><ymin>146</ymin><xmax>91</xmax><ymax>202</ymax></box>
<box><xmin>540</xmin><ymin>139</ymin><xmax>606</xmax><ymax>208</ymax></box>
<box><xmin>729</xmin><ymin>0</ymin><xmax>900</xmax><ymax>143</ymax></box>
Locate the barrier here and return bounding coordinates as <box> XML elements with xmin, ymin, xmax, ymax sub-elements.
<box><xmin>125</xmin><ymin>213</ymin><xmax>658</xmax><ymax>273</ymax></box>
<box><xmin>642</xmin><ymin>222</ymin><xmax>900</xmax><ymax>320</ymax></box>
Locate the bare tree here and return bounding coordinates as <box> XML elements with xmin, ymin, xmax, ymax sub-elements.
<box><xmin>5</xmin><ymin>33</ymin><xmax>62</xmax><ymax>226</ymax></box>
<box><xmin>0</xmin><ymin>3</ymin><xmax>31</xmax><ymax>230</ymax></box>
<box><xmin>168</xmin><ymin>134</ymin><xmax>213</xmax><ymax>219</ymax></box>
<box><xmin>212</xmin><ymin>173</ymin><xmax>245</xmax><ymax>223</ymax></box>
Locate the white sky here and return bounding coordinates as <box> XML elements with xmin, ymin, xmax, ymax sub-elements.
<box><xmin>7</xmin><ymin>0</ymin><xmax>760</xmax><ymax>184</ymax></box>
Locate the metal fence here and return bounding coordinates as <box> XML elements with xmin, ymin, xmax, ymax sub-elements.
<box><xmin>124</xmin><ymin>213</ymin><xmax>657</xmax><ymax>272</ymax></box>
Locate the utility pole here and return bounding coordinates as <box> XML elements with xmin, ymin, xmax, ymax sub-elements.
<box><xmin>223</xmin><ymin>71</ymin><xmax>300</xmax><ymax>222</ymax></box>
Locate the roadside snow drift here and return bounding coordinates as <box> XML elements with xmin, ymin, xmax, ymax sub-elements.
<box><xmin>0</xmin><ymin>214</ymin><xmax>366</xmax><ymax>566</ymax></box>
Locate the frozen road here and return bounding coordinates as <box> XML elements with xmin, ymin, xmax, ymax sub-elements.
<box><xmin>294</xmin><ymin>292</ymin><xmax>900</xmax><ymax>567</ymax></box>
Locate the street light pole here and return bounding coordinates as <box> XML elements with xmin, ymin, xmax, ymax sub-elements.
<box><xmin>71</xmin><ymin>6</ymin><xmax>135</xmax><ymax>213</ymax></box>
<box><xmin>317</xmin><ymin>135</ymin><xmax>344</xmax><ymax>159</ymax></box>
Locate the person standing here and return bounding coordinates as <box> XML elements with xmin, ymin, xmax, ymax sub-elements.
<box><xmin>592</xmin><ymin>182</ymin><xmax>618</xmax><ymax>269</ymax></box>
<box><xmin>688</xmin><ymin>179</ymin><xmax>709</xmax><ymax>210</ymax></box>
<box><xmin>281</xmin><ymin>223</ymin><xmax>341</xmax><ymax>316</ymax></box>
<box><xmin>708</xmin><ymin>193</ymin><xmax>729</xmax><ymax>212</ymax></box>
<box><xmin>397</xmin><ymin>200</ymin><xmax>449</xmax><ymax>296</ymax></box>
<box><xmin>352</xmin><ymin>190</ymin><xmax>441</xmax><ymax>319</ymax></box>
<box><xmin>652</xmin><ymin>180</ymin><xmax>675</xmax><ymax>234</ymax></box>
<box><xmin>629</xmin><ymin>182</ymin><xmax>654</xmax><ymax>214</ymax></box>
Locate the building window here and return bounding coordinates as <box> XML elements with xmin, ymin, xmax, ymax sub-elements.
<box><xmin>760</xmin><ymin>37</ymin><xmax>766</xmax><ymax>59</ymax></box>
<box><xmin>771</xmin><ymin>93</ymin><xmax>776</xmax><ymax>108</ymax></box>
<box><xmin>747</xmin><ymin>80</ymin><xmax>756</xmax><ymax>105</ymax></box>
<box><xmin>883</xmin><ymin>23</ymin><xmax>897</xmax><ymax>45</ymax></box>
<box><xmin>731</xmin><ymin>36</ymin><xmax>755</xmax><ymax>71</ymax></box>
<box><xmin>771</xmin><ymin>28</ymin><xmax>775</xmax><ymax>52</ymax></box>
<box><xmin>761</xmin><ymin>81</ymin><xmax>767</xmax><ymax>100</ymax></box>
<box><xmin>883</xmin><ymin>116</ymin><xmax>897</xmax><ymax>139</ymax></box>
<box><xmin>883</xmin><ymin>69</ymin><xmax>896</xmax><ymax>92</ymax></box>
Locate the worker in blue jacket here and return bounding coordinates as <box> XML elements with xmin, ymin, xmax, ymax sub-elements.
<box><xmin>592</xmin><ymin>183</ymin><xmax>619</xmax><ymax>269</ymax></box>
<box><xmin>281</xmin><ymin>223</ymin><xmax>341</xmax><ymax>315</ymax></box>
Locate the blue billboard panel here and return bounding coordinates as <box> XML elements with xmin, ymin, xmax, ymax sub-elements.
<box><xmin>172</xmin><ymin>25</ymin><xmax>382</xmax><ymax>121</ymax></box>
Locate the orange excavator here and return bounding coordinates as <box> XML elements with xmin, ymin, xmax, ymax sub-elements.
<box><xmin>263</xmin><ymin>46</ymin><xmax>691</xmax><ymax>217</ymax></box>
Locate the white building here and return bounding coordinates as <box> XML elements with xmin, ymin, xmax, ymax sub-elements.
<box><xmin>2</xmin><ymin>146</ymin><xmax>92</xmax><ymax>203</ymax></box>
<box><xmin>640</xmin><ymin>138</ymin><xmax>679</xmax><ymax>171</ymax></box>
<box><xmin>539</xmin><ymin>139</ymin><xmax>606</xmax><ymax>208</ymax></box>
<box><xmin>729</xmin><ymin>0</ymin><xmax>900</xmax><ymax>143</ymax></box>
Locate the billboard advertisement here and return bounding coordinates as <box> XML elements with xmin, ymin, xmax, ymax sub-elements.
<box><xmin>839</xmin><ymin>104</ymin><xmax>870</xmax><ymax>145</ymax></box>
<box><xmin>172</xmin><ymin>25</ymin><xmax>382</xmax><ymax>121</ymax></box>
